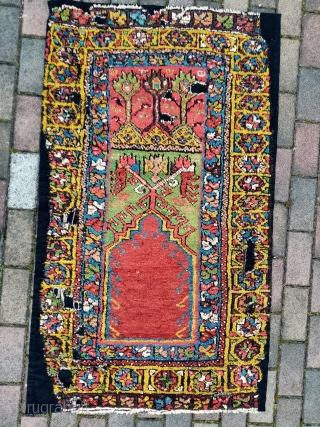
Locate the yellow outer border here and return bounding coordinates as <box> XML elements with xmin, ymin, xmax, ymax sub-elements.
<box><xmin>42</xmin><ymin>24</ymin><xmax>271</xmax><ymax>398</ymax></box>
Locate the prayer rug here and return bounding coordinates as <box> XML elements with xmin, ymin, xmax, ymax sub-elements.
<box><xmin>27</xmin><ymin>2</ymin><xmax>280</xmax><ymax>414</ymax></box>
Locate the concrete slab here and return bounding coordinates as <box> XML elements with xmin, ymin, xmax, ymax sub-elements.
<box><xmin>4</xmin><ymin>209</ymin><xmax>34</xmax><ymax>267</ymax></box>
<box><xmin>0</xmin><ymin>7</ymin><xmax>20</xmax><ymax>63</ymax></box>
<box><xmin>0</xmin><ymin>268</ymin><xmax>30</xmax><ymax>324</ymax></box>
<box><xmin>0</xmin><ymin>327</ymin><xmax>25</xmax><ymax>382</ymax></box>
<box><xmin>0</xmin><ymin>180</ymin><xmax>7</xmax><ymax>230</ymax></box>
<box><xmin>18</xmin><ymin>38</ymin><xmax>46</xmax><ymax>96</ymax></box>
<box><xmin>8</xmin><ymin>153</ymin><xmax>39</xmax><ymax>209</ymax></box>
<box><xmin>297</xmin><ymin>68</ymin><xmax>320</xmax><ymax>122</ymax></box>
<box><xmin>0</xmin><ymin>386</ymin><xmax>21</xmax><ymax>427</ymax></box>
<box><xmin>0</xmin><ymin>65</ymin><xmax>15</xmax><ymax>120</ymax></box>
<box><xmin>14</xmin><ymin>96</ymin><xmax>42</xmax><ymax>152</ymax></box>
<box><xmin>22</xmin><ymin>0</ymin><xmax>49</xmax><ymax>37</ymax></box>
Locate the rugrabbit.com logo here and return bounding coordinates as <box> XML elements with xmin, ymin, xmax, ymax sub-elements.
<box><xmin>26</xmin><ymin>399</ymin><xmax>83</xmax><ymax>414</ymax></box>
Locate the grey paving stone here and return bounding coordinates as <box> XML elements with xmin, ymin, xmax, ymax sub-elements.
<box><xmin>272</xmin><ymin>203</ymin><xmax>288</xmax><ymax>257</ymax></box>
<box><xmin>249</xmin><ymin>371</ymin><xmax>276</xmax><ymax>423</ymax></box>
<box><xmin>271</xmin><ymin>258</ymin><xmax>284</xmax><ymax>312</ymax></box>
<box><xmin>51</xmin><ymin>412</ymin><xmax>77</xmax><ymax>427</ymax></box>
<box><xmin>4</xmin><ymin>209</ymin><xmax>34</xmax><ymax>267</ymax></box>
<box><xmin>108</xmin><ymin>413</ymin><xmax>135</xmax><ymax>427</ymax></box>
<box><xmin>79</xmin><ymin>417</ymin><xmax>105</xmax><ymax>427</ymax></box>
<box><xmin>249</xmin><ymin>6</ymin><xmax>275</xmax><ymax>12</ymax></box>
<box><xmin>279</xmin><ymin>38</ymin><xmax>300</xmax><ymax>93</ymax></box>
<box><xmin>306</xmin><ymin>0</ymin><xmax>320</xmax><ymax>11</ymax></box>
<box><xmin>0</xmin><ymin>122</ymin><xmax>11</xmax><ymax>180</ymax></box>
<box><xmin>282</xmin><ymin>287</ymin><xmax>309</xmax><ymax>341</ymax></box>
<box><xmin>0</xmin><ymin>64</ymin><xmax>15</xmax><ymax>120</ymax></box>
<box><xmin>250</xmin><ymin>0</ymin><xmax>276</xmax><ymax>7</ymax></box>
<box><xmin>276</xmin><ymin>398</ymin><xmax>302</xmax><ymax>427</ymax></box>
<box><xmin>195</xmin><ymin>0</ymin><xmax>223</xmax><ymax>7</ymax></box>
<box><xmin>311</xmin><ymin>260</ymin><xmax>320</xmax><ymax>312</ymax></box>
<box><xmin>278</xmin><ymin>343</ymin><xmax>305</xmax><ymax>395</ymax></box>
<box><xmin>110</xmin><ymin>0</ymin><xmax>136</xmax><ymax>4</ymax></box>
<box><xmin>8</xmin><ymin>153</ymin><xmax>39</xmax><ymax>209</ymax></box>
<box><xmin>275</xmin><ymin>148</ymin><xmax>292</xmax><ymax>202</ymax></box>
<box><xmin>0</xmin><ymin>327</ymin><xmax>25</xmax><ymax>381</ymax></box>
<box><xmin>268</xmin><ymin>314</ymin><xmax>281</xmax><ymax>368</ymax></box>
<box><xmin>14</xmin><ymin>96</ymin><xmax>41</xmax><ymax>152</ymax></box>
<box><xmin>21</xmin><ymin>417</ymin><xmax>48</xmax><ymax>427</ymax></box>
<box><xmin>22</xmin><ymin>0</ymin><xmax>49</xmax><ymax>37</ymax></box>
<box><xmin>315</xmin><ymin>206</ymin><xmax>320</xmax><ymax>258</ymax></box>
<box><xmin>303</xmin><ymin>370</ymin><xmax>320</xmax><ymax>423</ymax></box>
<box><xmin>285</xmin><ymin>232</ymin><xmax>312</xmax><ymax>286</ymax></box>
<box><xmin>0</xmin><ymin>268</ymin><xmax>30</xmax><ymax>324</ymax></box>
<box><xmin>18</xmin><ymin>38</ymin><xmax>46</xmax><ymax>96</ymax></box>
<box><xmin>0</xmin><ymin>180</ymin><xmax>7</xmax><ymax>230</ymax></box>
<box><xmin>307</xmin><ymin>316</ymin><xmax>320</xmax><ymax>368</ymax></box>
<box><xmin>224</xmin><ymin>0</ymin><xmax>248</xmax><ymax>10</ymax></box>
<box><xmin>0</xmin><ymin>386</ymin><xmax>21</xmax><ymax>427</ymax></box>
<box><xmin>304</xmin><ymin>370</ymin><xmax>320</xmax><ymax>423</ymax></box>
<box><xmin>137</xmin><ymin>420</ymin><xmax>163</xmax><ymax>427</ymax></box>
<box><xmin>165</xmin><ymin>414</ymin><xmax>192</xmax><ymax>427</ymax></box>
<box><xmin>2</xmin><ymin>0</ymin><xmax>21</xmax><ymax>4</ymax></box>
<box><xmin>277</xmin><ymin>0</ymin><xmax>302</xmax><ymax>36</ymax></box>
<box><xmin>289</xmin><ymin>177</ymin><xmax>317</xmax><ymax>232</ymax></box>
<box><xmin>194</xmin><ymin>423</ymin><xmax>219</xmax><ymax>427</ymax></box>
<box><xmin>0</xmin><ymin>230</ymin><xmax>3</xmax><ymax>264</ymax></box>
<box><xmin>0</xmin><ymin>7</ymin><xmax>20</xmax><ymax>63</ymax></box>
<box><xmin>297</xmin><ymin>68</ymin><xmax>320</xmax><ymax>122</ymax></box>
<box><xmin>140</xmin><ymin>0</ymin><xmax>167</xmax><ymax>5</ymax></box>
<box><xmin>293</xmin><ymin>123</ymin><xmax>320</xmax><ymax>177</ymax></box>
<box><xmin>138</xmin><ymin>414</ymin><xmax>162</xmax><ymax>419</ymax></box>
<box><xmin>221</xmin><ymin>413</ymin><xmax>246</xmax><ymax>427</ymax></box>
<box><xmin>168</xmin><ymin>0</ymin><xmax>194</xmax><ymax>5</ymax></box>
<box><xmin>277</xmin><ymin>93</ymin><xmax>296</xmax><ymax>147</ymax></box>
<box><xmin>300</xmin><ymin>14</ymin><xmax>320</xmax><ymax>68</ymax></box>
<box><xmin>194</xmin><ymin>412</ymin><xmax>220</xmax><ymax>420</ymax></box>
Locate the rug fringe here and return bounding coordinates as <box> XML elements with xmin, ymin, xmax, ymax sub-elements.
<box><xmin>89</xmin><ymin>4</ymin><xmax>259</xmax><ymax>15</ymax></box>
<box><xmin>71</xmin><ymin>407</ymin><xmax>259</xmax><ymax>414</ymax></box>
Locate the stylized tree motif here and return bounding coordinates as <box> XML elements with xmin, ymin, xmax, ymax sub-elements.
<box><xmin>143</xmin><ymin>70</ymin><xmax>169</xmax><ymax>124</ymax></box>
<box><xmin>172</xmin><ymin>157</ymin><xmax>199</xmax><ymax>204</ymax></box>
<box><xmin>144</xmin><ymin>155</ymin><xmax>168</xmax><ymax>183</ymax></box>
<box><xmin>111</xmin><ymin>155</ymin><xmax>140</xmax><ymax>195</ymax></box>
<box><xmin>171</xmin><ymin>71</ymin><xmax>197</xmax><ymax>124</ymax></box>
<box><xmin>113</xmin><ymin>72</ymin><xmax>140</xmax><ymax>122</ymax></box>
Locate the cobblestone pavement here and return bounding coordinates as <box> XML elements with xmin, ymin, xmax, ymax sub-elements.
<box><xmin>0</xmin><ymin>0</ymin><xmax>319</xmax><ymax>425</ymax></box>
